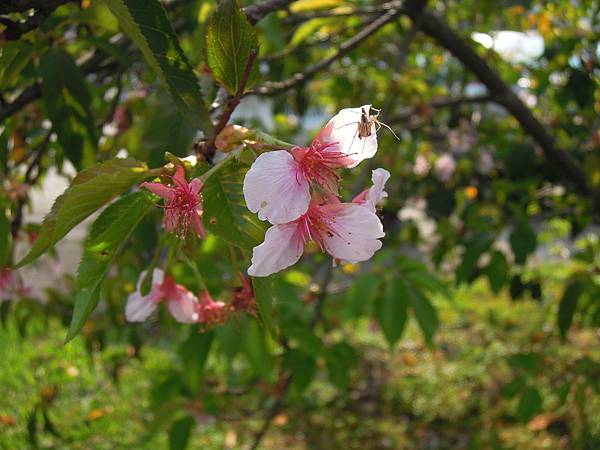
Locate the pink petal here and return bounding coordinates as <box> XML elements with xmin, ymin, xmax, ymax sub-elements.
<box><xmin>191</xmin><ymin>211</ymin><xmax>206</xmax><ymax>238</ymax></box>
<box><xmin>141</xmin><ymin>181</ymin><xmax>176</xmax><ymax>201</ymax></box>
<box><xmin>167</xmin><ymin>290</ymin><xmax>199</xmax><ymax>323</ymax></box>
<box><xmin>243</xmin><ymin>150</ymin><xmax>310</xmax><ymax>224</ymax></box>
<box><xmin>326</xmin><ymin>104</ymin><xmax>378</xmax><ymax>168</ymax></box>
<box><xmin>135</xmin><ymin>268</ymin><xmax>165</xmax><ymax>292</ymax></box>
<box><xmin>189</xmin><ymin>178</ymin><xmax>203</xmax><ymax>195</ymax></box>
<box><xmin>366</xmin><ymin>168</ymin><xmax>390</xmax><ymax>212</ymax></box>
<box><xmin>125</xmin><ymin>291</ymin><xmax>159</xmax><ymax>322</ymax></box>
<box><xmin>320</xmin><ymin>203</ymin><xmax>384</xmax><ymax>263</ymax></box>
<box><xmin>172</xmin><ymin>165</ymin><xmax>188</xmax><ymax>189</ymax></box>
<box><xmin>248</xmin><ymin>222</ymin><xmax>305</xmax><ymax>277</ymax></box>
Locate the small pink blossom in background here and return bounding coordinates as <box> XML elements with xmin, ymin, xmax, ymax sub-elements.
<box><xmin>243</xmin><ymin>105</ymin><xmax>379</xmax><ymax>225</ymax></box>
<box><xmin>352</xmin><ymin>168</ymin><xmax>391</xmax><ymax>213</ymax></box>
<box><xmin>125</xmin><ymin>269</ymin><xmax>198</xmax><ymax>323</ymax></box>
<box><xmin>434</xmin><ymin>153</ymin><xmax>456</xmax><ymax>182</ymax></box>
<box><xmin>413</xmin><ymin>154</ymin><xmax>431</xmax><ymax>177</ymax></box>
<box><xmin>0</xmin><ymin>268</ymin><xmax>29</xmax><ymax>301</ymax></box>
<box><xmin>215</xmin><ymin>124</ymin><xmax>249</xmax><ymax>153</ymax></box>
<box><xmin>196</xmin><ymin>289</ymin><xmax>229</xmax><ymax>328</ymax></box>
<box><xmin>230</xmin><ymin>275</ymin><xmax>257</xmax><ymax>318</ymax></box>
<box><xmin>248</xmin><ymin>198</ymin><xmax>384</xmax><ymax>277</ymax></box>
<box><xmin>477</xmin><ymin>149</ymin><xmax>494</xmax><ymax>174</ymax></box>
<box><xmin>141</xmin><ymin>165</ymin><xmax>205</xmax><ymax>239</ymax></box>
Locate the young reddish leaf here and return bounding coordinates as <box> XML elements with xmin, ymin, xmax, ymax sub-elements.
<box><xmin>205</xmin><ymin>0</ymin><xmax>259</xmax><ymax>94</ymax></box>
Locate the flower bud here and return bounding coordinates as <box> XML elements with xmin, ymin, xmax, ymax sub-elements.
<box><xmin>215</xmin><ymin>124</ymin><xmax>249</xmax><ymax>153</ymax></box>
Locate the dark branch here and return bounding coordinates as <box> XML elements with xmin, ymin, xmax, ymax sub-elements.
<box><xmin>243</xmin><ymin>0</ymin><xmax>294</xmax><ymax>25</ymax></box>
<box><xmin>403</xmin><ymin>0</ymin><xmax>600</xmax><ymax>206</ymax></box>
<box><xmin>0</xmin><ymin>84</ymin><xmax>41</xmax><ymax>123</ymax></box>
<box><xmin>252</xmin><ymin>7</ymin><xmax>404</xmax><ymax>96</ymax></box>
<box><xmin>0</xmin><ymin>0</ymin><xmax>73</xmax><ymax>40</ymax></box>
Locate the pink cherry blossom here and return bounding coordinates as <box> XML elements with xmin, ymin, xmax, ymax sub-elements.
<box><xmin>126</xmin><ymin>269</ymin><xmax>198</xmax><ymax>323</ymax></box>
<box><xmin>0</xmin><ymin>267</ymin><xmax>29</xmax><ymax>301</ymax></box>
<box><xmin>413</xmin><ymin>154</ymin><xmax>431</xmax><ymax>177</ymax></box>
<box><xmin>196</xmin><ymin>289</ymin><xmax>230</xmax><ymax>328</ymax></box>
<box><xmin>141</xmin><ymin>165</ymin><xmax>205</xmax><ymax>239</ymax></box>
<box><xmin>352</xmin><ymin>168</ymin><xmax>391</xmax><ymax>213</ymax></box>
<box><xmin>248</xmin><ymin>199</ymin><xmax>385</xmax><ymax>277</ymax></box>
<box><xmin>243</xmin><ymin>106</ymin><xmax>380</xmax><ymax>225</ymax></box>
<box><xmin>434</xmin><ymin>153</ymin><xmax>456</xmax><ymax>182</ymax></box>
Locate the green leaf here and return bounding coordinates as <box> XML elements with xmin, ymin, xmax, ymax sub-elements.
<box><xmin>284</xmin><ymin>349</ymin><xmax>316</xmax><ymax>392</ymax></box>
<box><xmin>557</xmin><ymin>281</ymin><xmax>584</xmax><ymax>339</ymax></box>
<box><xmin>179</xmin><ymin>330</ymin><xmax>213</xmax><ymax>394</ymax></box>
<box><xmin>485</xmin><ymin>251</ymin><xmax>509</xmax><ymax>294</ymax></box>
<box><xmin>202</xmin><ymin>160</ymin><xmax>267</xmax><ymax>250</ymax></box>
<box><xmin>507</xmin><ymin>352</ymin><xmax>543</xmax><ymax>375</ymax></box>
<box><xmin>0</xmin><ymin>42</ymin><xmax>35</xmax><ymax>87</ymax></box>
<box><xmin>168</xmin><ymin>416</ymin><xmax>195</xmax><ymax>450</ymax></box>
<box><xmin>517</xmin><ymin>386</ymin><xmax>543</xmax><ymax>422</ymax></box>
<box><xmin>344</xmin><ymin>274</ymin><xmax>381</xmax><ymax>319</ymax></box>
<box><xmin>325</xmin><ymin>342</ymin><xmax>357</xmax><ymax>390</ymax></box>
<box><xmin>283</xmin><ymin>324</ymin><xmax>322</xmax><ymax>356</ymax></box>
<box><xmin>252</xmin><ymin>277</ymin><xmax>276</xmax><ymax>337</ymax></box>
<box><xmin>205</xmin><ymin>0</ymin><xmax>259</xmax><ymax>94</ymax></box>
<box><xmin>407</xmin><ymin>288</ymin><xmax>439</xmax><ymax>345</ymax></box>
<box><xmin>17</xmin><ymin>158</ymin><xmax>150</xmax><ymax>268</ymax></box>
<box><xmin>65</xmin><ymin>191</ymin><xmax>156</xmax><ymax>342</ymax></box>
<box><xmin>456</xmin><ymin>233</ymin><xmax>493</xmax><ymax>285</ymax></box>
<box><xmin>102</xmin><ymin>0</ymin><xmax>211</xmax><ymax>133</ymax></box>
<box><xmin>375</xmin><ymin>279</ymin><xmax>408</xmax><ymax>348</ymax></box>
<box><xmin>510</xmin><ymin>224</ymin><xmax>537</xmax><ymax>265</ymax></box>
<box><xmin>39</xmin><ymin>48</ymin><xmax>96</xmax><ymax>168</ymax></box>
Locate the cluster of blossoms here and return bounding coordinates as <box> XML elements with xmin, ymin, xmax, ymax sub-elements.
<box><xmin>125</xmin><ymin>269</ymin><xmax>255</xmax><ymax>327</ymax></box>
<box><xmin>243</xmin><ymin>105</ymin><xmax>390</xmax><ymax>277</ymax></box>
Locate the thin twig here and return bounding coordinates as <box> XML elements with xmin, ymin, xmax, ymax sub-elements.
<box><xmin>251</xmin><ymin>8</ymin><xmax>404</xmax><ymax>96</ymax></box>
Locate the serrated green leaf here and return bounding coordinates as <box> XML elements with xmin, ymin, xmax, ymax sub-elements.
<box><xmin>40</xmin><ymin>48</ymin><xmax>96</xmax><ymax>168</ymax></box>
<box><xmin>102</xmin><ymin>0</ymin><xmax>211</xmax><ymax>133</ymax></box>
<box><xmin>252</xmin><ymin>277</ymin><xmax>275</xmax><ymax>337</ymax></box>
<box><xmin>17</xmin><ymin>158</ymin><xmax>151</xmax><ymax>268</ymax></box>
<box><xmin>485</xmin><ymin>250</ymin><xmax>508</xmax><ymax>294</ymax></box>
<box><xmin>407</xmin><ymin>287</ymin><xmax>439</xmax><ymax>345</ymax></box>
<box><xmin>456</xmin><ymin>233</ymin><xmax>493</xmax><ymax>285</ymax></box>
<box><xmin>168</xmin><ymin>416</ymin><xmax>195</xmax><ymax>450</ymax></box>
<box><xmin>202</xmin><ymin>160</ymin><xmax>267</xmax><ymax>250</ymax></box>
<box><xmin>375</xmin><ymin>279</ymin><xmax>408</xmax><ymax>348</ymax></box>
<box><xmin>0</xmin><ymin>42</ymin><xmax>35</xmax><ymax>87</ymax></box>
<box><xmin>205</xmin><ymin>0</ymin><xmax>259</xmax><ymax>94</ymax></box>
<box><xmin>284</xmin><ymin>349</ymin><xmax>316</xmax><ymax>392</ymax></box>
<box><xmin>66</xmin><ymin>191</ymin><xmax>156</xmax><ymax>342</ymax></box>
<box><xmin>325</xmin><ymin>342</ymin><xmax>357</xmax><ymax>390</ymax></box>
<box><xmin>558</xmin><ymin>280</ymin><xmax>584</xmax><ymax>339</ymax></box>
<box><xmin>344</xmin><ymin>273</ymin><xmax>381</xmax><ymax>319</ymax></box>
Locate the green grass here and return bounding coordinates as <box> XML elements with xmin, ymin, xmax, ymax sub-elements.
<box><xmin>1</xmin><ymin>271</ymin><xmax>599</xmax><ymax>449</ymax></box>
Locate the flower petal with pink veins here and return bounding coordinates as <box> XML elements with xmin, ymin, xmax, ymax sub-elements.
<box><xmin>320</xmin><ymin>203</ymin><xmax>384</xmax><ymax>263</ymax></box>
<box><xmin>326</xmin><ymin>104</ymin><xmax>378</xmax><ymax>168</ymax></box>
<box><xmin>167</xmin><ymin>290</ymin><xmax>199</xmax><ymax>323</ymax></box>
<box><xmin>366</xmin><ymin>168</ymin><xmax>391</xmax><ymax>212</ymax></box>
<box><xmin>243</xmin><ymin>150</ymin><xmax>310</xmax><ymax>224</ymax></box>
<box><xmin>125</xmin><ymin>290</ymin><xmax>160</xmax><ymax>322</ymax></box>
<box><xmin>248</xmin><ymin>222</ymin><xmax>305</xmax><ymax>277</ymax></box>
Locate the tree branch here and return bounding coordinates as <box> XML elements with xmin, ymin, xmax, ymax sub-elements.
<box><xmin>0</xmin><ymin>0</ymin><xmax>73</xmax><ymax>40</ymax></box>
<box><xmin>243</xmin><ymin>0</ymin><xmax>294</xmax><ymax>25</ymax></box>
<box><xmin>386</xmin><ymin>94</ymin><xmax>493</xmax><ymax>125</ymax></box>
<box><xmin>251</xmin><ymin>7</ymin><xmax>404</xmax><ymax>96</ymax></box>
<box><xmin>402</xmin><ymin>0</ymin><xmax>600</xmax><ymax>206</ymax></box>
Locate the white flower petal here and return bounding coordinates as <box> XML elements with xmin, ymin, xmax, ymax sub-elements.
<box><xmin>125</xmin><ymin>291</ymin><xmax>159</xmax><ymax>322</ymax></box>
<box><xmin>321</xmin><ymin>203</ymin><xmax>384</xmax><ymax>263</ymax></box>
<box><xmin>167</xmin><ymin>291</ymin><xmax>199</xmax><ymax>323</ymax></box>
<box><xmin>248</xmin><ymin>223</ymin><xmax>304</xmax><ymax>277</ymax></box>
<box><xmin>243</xmin><ymin>150</ymin><xmax>311</xmax><ymax>224</ymax></box>
<box><xmin>366</xmin><ymin>168</ymin><xmax>391</xmax><ymax>212</ymax></box>
<box><xmin>327</xmin><ymin>104</ymin><xmax>378</xmax><ymax>168</ymax></box>
<box><xmin>135</xmin><ymin>268</ymin><xmax>164</xmax><ymax>291</ymax></box>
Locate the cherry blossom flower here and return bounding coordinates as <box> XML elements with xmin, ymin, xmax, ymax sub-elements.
<box><xmin>352</xmin><ymin>168</ymin><xmax>391</xmax><ymax>213</ymax></box>
<box><xmin>141</xmin><ymin>165</ymin><xmax>205</xmax><ymax>239</ymax></box>
<box><xmin>413</xmin><ymin>154</ymin><xmax>431</xmax><ymax>177</ymax></box>
<box><xmin>434</xmin><ymin>153</ymin><xmax>457</xmax><ymax>182</ymax></box>
<box><xmin>243</xmin><ymin>106</ymin><xmax>379</xmax><ymax>225</ymax></box>
<box><xmin>125</xmin><ymin>269</ymin><xmax>198</xmax><ymax>323</ymax></box>
<box><xmin>196</xmin><ymin>289</ymin><xmax>230</xmax><ymax>328</ymax></box>
<box><xmin>477</xmin><ymin>149</ymin><xmax>494</xmax><ymax>174</ymax></box>
<box><xmin>248</xmin><ymin>199</ymin><xmax>385</xmax><ymax>277</ymax></box>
